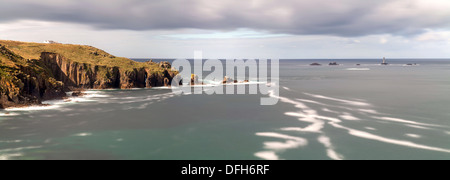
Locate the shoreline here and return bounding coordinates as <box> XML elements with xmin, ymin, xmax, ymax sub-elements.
<box><xmin>1</xmin><ymin>79</ymin><xmax>262</xmax><ymax>110</ymax></box>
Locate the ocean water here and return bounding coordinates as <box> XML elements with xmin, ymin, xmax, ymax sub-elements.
<box><xmin>1</xmin><ymin>59</ymin><xmax>450</xmax><ymax>160</ymax></box>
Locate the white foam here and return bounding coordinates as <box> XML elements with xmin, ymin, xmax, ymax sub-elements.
<box><xmin>405</xmin><ymin>134</ymin><xmax>422</xmax><ymax>138</ymax></box>
<box><xmin>0</xmin><ymin>146</ymin><xmax>42</xmax><ymax>153</ymax></box>
<box><xmin>0</xmin><ymin>112</ymin><xmax>19</xmax><ymax>117</ymax></box>
<box><xmin>256</xmin><ymin>132</ymin><xmax>306</xmax><ymax>142</ymax></box>
<box><xmin>0</xmin><ymin>153</ymin><xmax>23</xmax><ymax>160</ymax></box>
<box><xmin>285</xmin><ymin>112</ymin><xmax>308</xmax><ymax>118</ymax></box>
<box><xmin>282</xmin><ymin>86</ymin><xmax>291</xmax><ymax>91</ymax></box>
<box><xmin>372</xmin><ymin>116</ymin><xmax>438</xmax><ymax>127</ymax></box>
<box><xmin>256</xmin><ymin>132</ymin><xmax>308</xmax><ymax>150</ymax></box>
<box><xmin>358</xmin><ymin>109</ymin><xmax>380</xmax><ymax>114</ymax></box>
<box><xmin>318</xmin><ymin>135</ymin><xmax>344</xmax><ymax>160</ymax></box>
<box><xmin>263</xmin><ymin>140</ymin><xmax>306</xmax><ymax>151</ymax></box>
<box><xmin>299</xmin><ymin>121</ymin><xmax>325</xmax><ymax>132</ymax></box>
<box><xmin>254</xmin><ymin>151</ymin><xmax>279</xmax><ymax>160</ymax></box>
<box><xmin>0</xmin><ymin>140</ymin><xmax>22</xmax><ymax>143</ymax></box>
<box><xmin>280</xmin><ymin>127</ymin><xmax>305</xmax><ymax>132</ymax></box>
<box><xmin>5</xmin><ymin>91</ymin><xmax>111</xmax><ymax>112</ymax></box>
<box><xmin>284</xmin><ymin>112</ymin><xmax>327</xmax><ymax>132</ymax></box>
<box><xmin>272</xmin><ymin>91</ymin><xmax>450</xmax><ymax>159</ymax></box>
<box><xmin>151</xmin><ymin>86</ymin><xmax>173</xmax><ymax>89</ymax></box>
<box><xmin>330</xmin><ymin>122</ymin><xmax>450</xmax><ymax>154</ymax></box>
<box><xmin>406</xmin><ymin>124</ymin><xmax>432</xmax><ymax>130</ymax></box>
<box><xmin>339</xmin><ymin>112</ymin><xmax>360</xmax><ymax>121</ymax></box>
<box><xmin>263</xmin><ymin>92</ymin><xmax>346</xmax><ymax>160</ymax></box>
<box><xmin>305</xmin><ymin>93</ymin><xmax>372</xmax><ymax>107</ymax></box>
<box><xmin>119</xmin><ymin>92</ymin><xmax>176</xmax><ymax>104</ymax></box>
<box><xmin>297</xmin><ymin>99</ymin><xmax>329</xmax><ymax>106</ymax></box>
<box><xmin>5</xmin><ymin>105</ymin><xmax>61</xmax><ymax>111</ymax></box>
<box><xmin>83</xmin><ymin>94</ymin><xmax>110</xmax><ymax>98</ymax></box>
<box><xmin>74</xmin><ymin>133</ymin><xmax>92</xmax><ymax>137</ymax></box>
<box><xmin>346</xmin><ymin>68</ymin><xmax>370</xmax><ymax>71</ymax></box>
<box><xmin>322</xmin><ymin>108</ymin><xmax>339</xmax><ymax>114</ymax></box>
<box><xmin>446</xmin><ymin>131</ymin><xmax>450</xmax><ymax>135</ymax></box>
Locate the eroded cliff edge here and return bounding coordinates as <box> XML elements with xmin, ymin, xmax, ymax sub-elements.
<box><xmin>0</xmin><ymin>40</ymin><xmax>176</xmax><ymax>109</ymax></box>
<box><xmin>40</xmin><ymin>52</ymin><xmax>175</xmax><ymax>89</ymax></box>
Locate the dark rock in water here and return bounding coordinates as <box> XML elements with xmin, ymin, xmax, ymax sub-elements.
<box><xmin>191</xmin><ymin>74</ymin><xmax>199</xmax><ymax>85</ymax></box>
<box><xmin>172</xmin><ymin>74</ymin><xmax>183</xmax><ymax>86</ymax></box>
<box><xmin>234</xmin><ymin>80</ymin><xmax>238</xmax><ymax>83</ymax></box>
<box><xmin>329</xmin><ymin>62</ymin><xmax>339</xmax><ymax>66</ymax></box>
<box><xmin>164</xmin><ymin>78</ymin><xmax>170</xmax><ymax>86</ymax></box>
<box><xmin>356</xmin><ymin>64</ymin><xmax>361</xmax><ymax>66</ymax></box>
<box><xmin>310</xmin><ymin>63</ymin><xmax>321</xmax><ymax>66</ymax></box>
<box><xmin>223</xmin><ymin>76</ymin><xmax>233</xmax><ymax>84</ymax></box>
<box><xmin>72</xmin><ymin>91</ymin><xmax>86</xmax><ymax>97</ymax></box>
<box><xmin>243</xmin><ymin>80</ymin><xmax>249</xmax><ymax>83</ymax></box>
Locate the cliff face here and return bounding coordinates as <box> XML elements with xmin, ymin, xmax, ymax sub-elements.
<box><xmin>41</xmin><ymin>52</ymin><xmax>120</xmax><ymax>89</ymax></box>
<box><xmin>40</xmin><ymin>52</ymin><xmax>175</xmax><ymax>90</ymax></box>
<box><xmin>0</xmin><ymin>41</ymin><xmax>176</xmax><ymax>109</ymax></box>
<box><xmin>1</xmin><ymin>47</ymin><xmax>66</xmax><ymax>109</ymax></box>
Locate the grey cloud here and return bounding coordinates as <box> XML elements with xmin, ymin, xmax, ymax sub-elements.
<box><xmin>1</xmin><ymin>0</ymin><xmax>450</xmax><ymax>37</ymax></box>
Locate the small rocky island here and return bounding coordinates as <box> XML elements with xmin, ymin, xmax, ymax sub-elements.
<box><xmin>0</xmin><ymin>40</ymin><xmax>177</xmax><ymax>109</ymax></box>
<box><xmin>329</xmin><ymin>62</ymin><xmax>339</xmax><ymax>66</ymax></box>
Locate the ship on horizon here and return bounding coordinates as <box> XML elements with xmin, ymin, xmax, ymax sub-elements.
<box><xmin>381</xmin><ymin>57</ymin><xmax>388</xmax><ymax>65</ymax></box>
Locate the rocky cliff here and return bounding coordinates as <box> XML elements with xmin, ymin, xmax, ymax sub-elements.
<box><xmin>0</xmin><ymin>40</ymin><xmax>176</xmax><ymax>109</ymax></box>
<box><xmin>40</xmin><ymin>52</ymin><xmax>175</xmax><ymax>89</ymax></box>
<box><xmin>0</xmin><ymin>46</ymin><xmax>66</xmax><ymax>108</ymax></box>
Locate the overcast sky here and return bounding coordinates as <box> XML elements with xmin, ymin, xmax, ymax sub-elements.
<box><xmin>1</xmin><ymin>0</ymin><xmax>450</xmax><ymax>58</ymax></box>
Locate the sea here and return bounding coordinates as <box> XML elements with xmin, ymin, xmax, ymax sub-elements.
<box><xmin>1</xmin><ymin>59</ymin><xmax>450</xmax><ymax>160</ymax></box>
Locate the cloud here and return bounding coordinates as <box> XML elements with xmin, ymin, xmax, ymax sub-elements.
<box><xmin>1</xmin><ymin>0</ymin><xmax>450</xmax><ymax>37</ymax></box>
<box><xmin>415</xmin><ymin>29</ymin><xmax>450</xmax><ymax>42</ymax></box>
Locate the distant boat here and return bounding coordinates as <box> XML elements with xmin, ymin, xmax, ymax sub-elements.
<box><xmin>381</xmin><ymin>57</ymin><xmax>388</xmax><ymax>65</ymax></box>
<box><xmin>329</xmin><ymin>62</ymin><xmax>339</xmax><ymax>66</ymax></box>
<box><xmin>310</xmin><ymin>63</ymin><xmax>321</xmax><ymax>66</ymax></box>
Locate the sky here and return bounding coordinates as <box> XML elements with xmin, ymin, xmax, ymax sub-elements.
<box><xmin>0</xmin><ymin>0</ymin><xmax>450</xmax><ymax>59</ymax></box>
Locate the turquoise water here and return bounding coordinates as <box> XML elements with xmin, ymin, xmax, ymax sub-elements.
<box><xmin>1</xmin><ymin>59</ymin><xmax>450</xmax><ymax>160</ymax></box>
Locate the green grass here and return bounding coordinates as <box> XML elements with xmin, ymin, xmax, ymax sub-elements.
<box><xmin>0</xmin><ymin>40</ymin><xmax>161</xmax><ymax>71</ymax></box>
